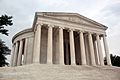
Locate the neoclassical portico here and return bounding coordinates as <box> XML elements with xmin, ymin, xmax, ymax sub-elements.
<box><xmin>11</xmin><ymin>12</ymin><xmax>112</xmax><ymax>67</ymax></box>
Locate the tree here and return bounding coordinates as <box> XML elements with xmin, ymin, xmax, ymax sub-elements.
<box><xmin>0</xmin><ymin>14</ymin><xmax>13</xmax><ymax>36</ymax></box>
<box><xmin>104</xmin><ymin>54</ymin><xmax>120</xmax><ymax>67</ymax></box>
<box><xmin>0</xmin><ymin>39</ymin><xmax>10</xmax><ymax>67</ymax></box>
<box><xmin>0</xmin><ymin>14</ymin><xmax>13</xmax><ymax>67</ymax></box>
<box><xmin>110</xmin><ymin>54</ymin><xmax>120</xmax><ymax>67</ymax></box>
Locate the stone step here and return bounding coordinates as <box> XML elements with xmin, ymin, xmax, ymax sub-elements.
<box><xmin>0</xmin><ymin>64</ymin><xmax>120</xmax><ymax>80</ymax></box>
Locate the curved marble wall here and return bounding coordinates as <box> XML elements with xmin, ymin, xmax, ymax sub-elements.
<box><xmin>11</xmin><ymin>28</ymin><xmax>34</xmax><ymax>66</ymax></box>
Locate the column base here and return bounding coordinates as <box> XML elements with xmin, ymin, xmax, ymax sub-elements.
<box><xmin>47</xmin><ymin>62</ymin><xmax>53</xmax><ymax>64</ymax></box>
<box><xmin>107</xmin><ymin>64</ymin><xmax>112</xmax><ymax>66</ymax></box>
<box><xmin>71</xmin><ymin>63</ymin><xmax>76</xmax><ymax>66</ymax></box>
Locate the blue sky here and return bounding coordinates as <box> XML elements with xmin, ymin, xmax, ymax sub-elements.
<box><xmin>0</xmin><ymin>0</ymin><xmax>120</xmax><ymax>56</ymax></box>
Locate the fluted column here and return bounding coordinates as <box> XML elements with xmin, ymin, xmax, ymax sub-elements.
<box><xmin>88</xmin><ymin>33</ymin><xmax>96</xmax><ymax>66</ymax></box>
<box><xmin>33</xmin><ymin>24</ymin><xmax>41</xmax><ymax>63</ymax></box>
<box><xmin>93</xmin><ymin>40</ymin><xmax>100</xmax><ymax>65</ymax></box>
<box><xmin>103</xmin><ymin>35</ymin><xmax>112</xmax><ymax>66</ymax></box>
<box><xmin>96</xmin><ymin>34</ymin><xmax>104</xmax><ymax>66</ymax></box>
<box><xmin>79</xmin><ymin>31</ymin><xmax>86</xmax><ymax>65</ymax></box>
<box><xmin>23</xmin><ymin>38</ymin><xmax>28</xmax><ymax>64</ymax></box>
<box><xmin>59</xmin><ymin>27</ymin><xmax>64</xmax><ymax>65</ymax></box>
<box><xmin>10</xmin><ymin>44</ymin><xmax>15</xmax><ymax>67</ymax></box>
<box><xmin>17</xmin><ymin>40</ymin><xmax>23</xmax><ymax>66</ymax></box>
<box><xmin>47</xmin><ymin>25</ymin><xmax>53</xmax><ymax>64</ymax></box>
<box><xmin>69</xmin><ymin>29</ymin><xmax>76</xmax><ymax>65</ymax></box>
<box><xmin>13</xmin><ymin>42</ymin><xmax>19</xmax><ymax>66</ymax></box>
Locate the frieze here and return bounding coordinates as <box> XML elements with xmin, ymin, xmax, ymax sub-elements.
<box><xmin>48</xmin><ymin>16</ymin><xmax>94</xmax><ymax>26</ymax></box>
<box><xmin>40</xmin><ymin>15</ymin><xmax>106</xmax><ymax>30</ymax></box>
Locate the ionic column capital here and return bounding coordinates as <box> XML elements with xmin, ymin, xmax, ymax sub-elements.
<box><xmin>88</xmin><ymin>32</ymin><xmax>92</xmax><ymax>35</ymax></box>
<box><xmin>34</xmin><ymin>23</ymin><xmax>42</xmax><ymax>31</ymax></box>
<box><xmin>67</xmin><ymin>28</ymin><xmax>75</xmax><ymax>32</ymax></box>
<box><xmin>19</xmin><ymin>39</ymin><xmax>23</xmax><ymax>42</ymax></box>
<box><xmin>88</xmin><ymin>32</ymin><xmax>93</xmax><ymax>37</ymax></box>
<box><xmin>48</xmin><ymin>24</ymin><xmax>54</xmax><ymax>28</ymax></box>
<box><xmin>96</xmin><ymin>33</ymin><xmax>104</xmax><ymax>36</ymax></box>
<box><xmin>36</xmin><ymin>23</ymin><xmax>43</xmax><ymax>26</ymax></box>
<box><xmin>96</xmin><ymin>34</ymin><xmax>100</xmax><ymax>37</ymax></box>
<box><xmin>58</xmin><ymin>27</ymin><xmax>64</xmax><ymax>29</ymax></box>
<box><xmin>103</xmin><ymin>34</ymin><xmax>107</xmax><ymax>37</ymax></box>
<box><xmin>78</xmin><ymin>30</ymin><xmax>85</xmax><ymax>33</ymax></box>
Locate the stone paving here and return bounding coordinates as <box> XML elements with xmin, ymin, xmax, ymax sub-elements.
<box><xmin>0</xmin><ymin>64</ymin><xmax>120</xmax><ymax>80</ymax></box>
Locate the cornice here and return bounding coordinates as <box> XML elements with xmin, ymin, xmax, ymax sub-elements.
<box><xmin>12</xmin><ymin>28</ymin><xmax>33</xmax><ymax>43</ymax></box>
<box><xmin>38</xmin><ymin>15</ymin><xmax>107</xmax><ymax>30</ymax></box>
<box><xmin>34</xmin><ymin>12</ymin><xmax>108</xmax><ymax>30</ymax></box>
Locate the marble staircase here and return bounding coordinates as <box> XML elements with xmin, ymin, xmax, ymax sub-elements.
<box><xmin>0</xmin><ymin>64</ymin><xmax>120</xmax><ymax>80</ymax></box>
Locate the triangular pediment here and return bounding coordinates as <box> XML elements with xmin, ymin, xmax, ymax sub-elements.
<box><xmin>35</xmin><ymin>12</ymin><xmax>107</xmax><ymax>29</ymax></box>
<box><xmin>50</xmin><ymin>15</ymin><xmax>92</xmax><ymax>25</ymax></box>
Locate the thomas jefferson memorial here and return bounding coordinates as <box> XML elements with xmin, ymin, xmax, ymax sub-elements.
<box><xmin>2</xmin><ymin>12</ymin><xmax>120</xmax><ymax>80</ymax></box>
<box><xmin>11</xmin><ymin>12</ymin><xmax>111</xmax><ymax>67</ymax></box>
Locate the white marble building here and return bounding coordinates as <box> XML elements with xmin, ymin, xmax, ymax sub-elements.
<box><xmin>11</xmin><ymin>12</ymin><xmax>111</xmax><ymax>67</ymax></box>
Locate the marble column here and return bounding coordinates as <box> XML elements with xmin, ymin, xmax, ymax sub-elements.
<box><xmin>88</xmin><ymin>33</ymin><xmax>96</xmax><ymax>66</ymax></box>
<box><xmin>103</xmin><ymin>35</ymin><xmax>112</xmax><ymax>66</ymax></box>
<box><xmin>47</xmin><ymin>25</ymin><xmax>53</xmax><ymax>64</ymax></box>
<box><xmin>84</xmin><ymin>35</ymin><xmax>90</xmax><ymax>65</ymax></box>
<box><xmin>93</xmin><ymin>40</ymin><xmax>100</xmax><ymax>65</ymax></box>
<box><xmin>17</xmin><ymin>40</ymin><xmax>23</xmax><ymax>66</ymax></box>
<box><xmin>26</xmin><ymin>37</ymin><xmax>34</xmax><ymax>64</ymax></box>
<box><xmin>33</xmin><ymin>24</ymin><xmax>41</xmax><ymax>63</ymax></box>
<box><xmin>10</xmin><ymin>44</ymin><xmax>15</xmax><ymax>67</ymax></box>
<box><xmin>79</xmin><ymin>31</ymin><xmax>86</xmax><ymax>65</ymax></box>
<box><xmin>13</xmin><ymin>42</ymin><xmax>19</xmax><ymax>66</ymax></box>
<box><xmin>23</xmin><ymin>38</ymin><xmax>28</xmax><ymax>64</ymax></box>
<box><xmin>96</xmin><ymin>34</ymin><xmax>104</xmax><ymax>66</ymax></box>
<box><xmin>69</xmin><ymin>29</ymin><xmax>76</xmax><ymax>65</ymax></box>
<box><xmin>59</xmin><ymin>27</ymin><xmax>64</xmax><ymax>65</ymax></box>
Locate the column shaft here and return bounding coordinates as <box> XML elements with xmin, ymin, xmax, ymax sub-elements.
<box><xmin>59</xmin><ymin>27</ymin><xmax>64</xmax><ymax>65</ymax></box>
<box><xmin>103</xmin><ymin>35</ymin><xmax>112</xmax><ymax>66</ymax></box>
<box><xmin>10</xmin><ymin>44</ymin><xmax>15</xmax><ymax>67</ymax></box>
<box><xmin>80</xmin><ymin>31</ymin><xmax>86</xmax><ymax>65</ymax></box>
<box><xmin>93</xmin><ymin>40</ymin><xmax>100</xmax><ymax>65</ymax></box>
<box><xmin>33</xmin><ymin>24</ymin><xmax>41</xmax><ymax>63</ymax></box>
<box><xmin>69</xmin><ymin>29</ymin><xmax>76</xmax><ymax>65</ymax></box>
<box><xmin>17</xmin><ymin>40</ymin><xmax>23</xmax><ymax>66</ymax></box>
<box><xmin>13</xmin><ymin>42</ymin><xmax>19</xmax><ymax>66</ymax></box>
<box><xmin>96</xmin><ymin>34</ymin><xmax>104</xmax><ymax>66</ymax></box>
<box><xmin>47</xmin><ymin>26</ymin><xmax>53</xmax><ymax>64</ymax></box>
<box><xmin>88</xmin><ymin>33</ymin><xmax>96</xmax><ymax>66</ymax></box>
<box><xmin>23</xmin><ymin>38</ymin><xmax>28</xmax><ymax>64</ymax></box>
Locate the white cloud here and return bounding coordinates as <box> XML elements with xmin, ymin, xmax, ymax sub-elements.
<box><xmin>92</xmin><ymin>0</ymin><xmax>120</xmax><ymax>56</ymax></box>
